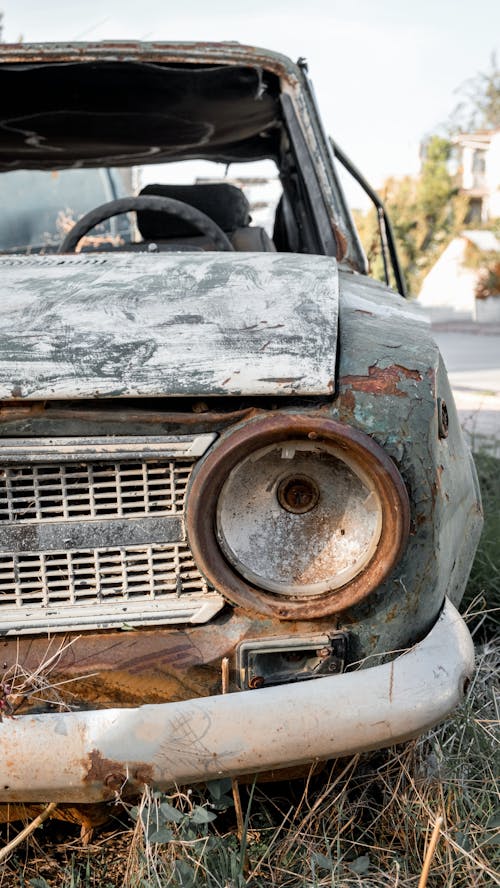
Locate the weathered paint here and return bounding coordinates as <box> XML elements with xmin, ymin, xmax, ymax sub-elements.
<box><xmin>0</xmin><ymin>252</ymin><xmax>338</xmax><ymax>399</ymax></box>
<box><xmin>326</xmin><ymin>270</ymin><xmax>483</xmax><ymax>658</ymax></box>
<box><xmin>0</xmin><ymin>609</ymin><xmax>343</xmax><ymax>714</ymax></box>
<box><xmin>0</xmin><ymin>434</ymin><xmax>217</xmax><ymax>462</ymax></box>
<box><xmin>0</xmin><ymin>600</ymin><xmax>473</xmax><ymax>803</ymax></box>
<box><xmin>0</xmin><ymin>41</ymin><xmax>301</xmax><ymax>81</ymax></box>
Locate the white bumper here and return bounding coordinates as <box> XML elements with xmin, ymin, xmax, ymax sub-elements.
<box><xmin>0</xmin><ymin>598</ymin><xmax>474</xmax><ymax>803</ymax></box>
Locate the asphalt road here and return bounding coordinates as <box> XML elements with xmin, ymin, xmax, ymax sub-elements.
<box><xmin>431</xmin><ymin>328</ymin><xmax>500</xmax><ymax>446</ymax></box>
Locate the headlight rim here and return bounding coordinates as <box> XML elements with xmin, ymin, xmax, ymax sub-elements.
<box><xmin>186</xmin><ymin>413</ymin><xmax>410</xmax><ymax>619</ymax></box>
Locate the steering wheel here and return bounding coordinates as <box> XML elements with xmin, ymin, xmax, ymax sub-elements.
<box><xmin>58</xmin><ymin>195</ymin><xmax>234</xmax><ymax>253</ymax></box>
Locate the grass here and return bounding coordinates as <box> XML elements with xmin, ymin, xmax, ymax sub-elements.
<box><xmin>462</xmin><ymin>451</ymin><xmax>500</xmax><ymax>634</ymax></box>
<box><xmin>0</xmin><ymin>453</ymin><xmax>498</xmax><ymax>888</ymax></box>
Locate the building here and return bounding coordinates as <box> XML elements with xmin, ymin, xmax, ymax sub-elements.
<box><xmin>452</xmin><ymin>128</ymin><xmax>500</xmax><ymax>223</ymax></box>
<box><xmin>418</xmin><ymin>230</ymin><xmax>500</xmax><ymax>321</ymax></box>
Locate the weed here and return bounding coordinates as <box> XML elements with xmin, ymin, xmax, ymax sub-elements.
<box><xmin>463</xmin><ymin>452</ymin><xmax>500</xmax><ymax>635</ymax></box>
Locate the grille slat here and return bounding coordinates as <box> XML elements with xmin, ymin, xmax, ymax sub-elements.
<box><xmin>0</xmin><ymin>460</ymin><xmax>191</xmax><ymax>523</ymax></box>
<box><xmin>0</xmin><ymin>543</ymin><xmax>211</xmax><ymax>605</ymax></box>
<box><xmin>0</xmin><ymin>444</ymin><xmax>224</xmax><ymax>633</ymax></box>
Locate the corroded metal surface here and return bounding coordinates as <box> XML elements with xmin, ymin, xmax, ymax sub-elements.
<box><xmin>0</xmin><ymin>41</ymin><xmax>302</xmax><ymax>80</ymax></box>
<box><xmin>329</xmin><ymin>271</ymin><xmax>483</xmax><ymax>657</ymax></box>
<box><xmin>0</xmin><ymin>252</ymin><xmax>338</xmax><ymax>399</ymax></box>
<box><xmin>0</xmin><ymin>608</ymin><xmax>341</xmax><ymax>711</ymax></box>
<box><xmin>0</xmin><ymin>402</ymin><xmax>263</xmax><ymax>436</ymax></box>
<box><xmin>0</xmin><ymin>600</ymin><xmax>474</xmax><ymax>803</ymax></box>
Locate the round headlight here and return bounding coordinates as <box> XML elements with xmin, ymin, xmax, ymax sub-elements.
<box><xmin>216</xmin><ymin>440</ymin><xmax>382</xmax><ymax>596</ymax></box>
<box><xmin>186</xmin><ymin>415</ymin><xmax>409</xmax><ymax>619</ymax></box>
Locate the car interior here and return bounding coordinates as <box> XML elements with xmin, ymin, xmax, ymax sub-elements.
<box><xmin>0</xmin><ymin>56</ymin><xmax>332</xmax><ymax>257</ymax></box>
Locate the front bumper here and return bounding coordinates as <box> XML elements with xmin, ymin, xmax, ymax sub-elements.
<box><xmin>1</xmin><ymin>598</ymin><xmax>473</xmax><ymax>803</ymax></box>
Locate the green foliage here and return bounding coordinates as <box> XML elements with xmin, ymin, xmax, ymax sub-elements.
<box><xmin>463</xmin><ymin>452</ymin><xmax>500</xmax><ymax>632</ymax></box>
<box><xmin>356</xmin><ymin>54</ymin><xmax>500</xmax><ymax>296</ymax></box>
<box><xmin>417</xmin><ymin>137</ymin><xmax>455</xmax><ymax>223</ymax></box>
<box><xmin>356</xmin><ymin>136</ymin><xmax>468</xmax><ymax>295</ymax></box>
<box><xmin>474</xmin><ymin>260</ymin><xmax>500</xmax><ymax>300</ymax></box>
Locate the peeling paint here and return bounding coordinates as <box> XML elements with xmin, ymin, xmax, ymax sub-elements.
<box><xmin>340</xmin><ymin>364</ymin><xmax>423</xmax><ymax>398</ymax></box>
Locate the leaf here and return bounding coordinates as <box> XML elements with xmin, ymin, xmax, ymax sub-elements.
<box><xmin>190</xmin><ymin>804</ymin><xmax>217</xmax><ymax>824</ymax></box>
<box><xmin>455</xmin><ymin>830</ymin><xmax>471</xmax><ymax>852</ymax></box>
<box><xmin>207</xmin><ymin>777</ymin><xmax>232</xmax><ymax>801</ymax></box>
<box><xmin>174</xmin><ymin>859</ymin><xmax>196</xmax><ymax>887</ymax></box>
<box><xmin>311</xmin><ymin>850</ymin><xmax>332</xmax><ymax>872</ymax></box>
<box><xmin>147</xmin><ymin>825</ymin><xmax>174</xmax><ymax>844</ymax></box>
<box><xmin>349</xmin><ymin>854</ymin><xmax>371</xmax><ymax>874</ymax></box>
<box><xmin>30</xmin><ymin>880</ymin><xmax>52</xmax><ymax>888</ymax></box>
<box><xmin>159</xmin><ymin>801</ymin><xmax>184</xmax><ymax>823</ymax></box>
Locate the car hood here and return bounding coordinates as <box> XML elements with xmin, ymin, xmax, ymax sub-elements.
<box><xmin>0</xmin><ymin>252</ymin><xmax>339</xmax><ymax>400</ymax></box>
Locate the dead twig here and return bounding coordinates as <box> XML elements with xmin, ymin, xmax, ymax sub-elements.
<box><xmin>0</xmin><ymin>801</ymin><xmax>58</xmax><ymax>863</ymax></box>
<box><xmin>417</xmin><ymin>814</ymin><xmax>443</xmax><ymax>888</ymax></box>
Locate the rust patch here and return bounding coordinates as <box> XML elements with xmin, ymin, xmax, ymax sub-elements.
<box><xmin>0</xmin><ymin>802</ymin><xmax>110</xmax><ymax>828</ymax></box>
<box><xmin>385</xmin><ymin>605</ymin><xmax>398</xmax><ymax>623</ymax></box>
<box><xmin>84</xmin><ymin>749</ymin><xmax>126</xmax><ymax>787</ymax></box>
<box><xmin>333</xmin><ymin>225</ymin><xmax>348</xmax><ymax>262</ymax></box>
<box><xmin>84</xmin><ymin>749</ymin><xmax>154</xmax><ymax>794</ymax></box>
<box><xmin>339</xmin><ymin>388</ymin><xmax>356</xmax><ymax>416</ymax></box>
<box><xmin>340</xmin><ymin>364</ymin><xmax>422</xmax><ymax>397</ymax></box>
<box><xmin>0</xmin><ymin>401</ymin><xmax>261</xmax><ymax>429</ymax></box>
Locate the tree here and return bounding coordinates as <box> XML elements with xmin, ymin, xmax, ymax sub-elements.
<box><xmin>354</xmin><ymin>53</ymin><xmax>500</xmax><ymax>295</ymax></box>
<box><xmin>448</xmin><ymin>53</ymin><xmax>500</xmax><ymax>133</ymax></box>
<box><xmin>355</xmin><ymin>136</ymin><xmax>468</xmax><ymax>295</ymax></box>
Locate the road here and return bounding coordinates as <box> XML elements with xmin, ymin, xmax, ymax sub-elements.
<box><xmin>431</xmin><ymin>325</ymin><xmax>500</xmax><ymax>448</ymax></box>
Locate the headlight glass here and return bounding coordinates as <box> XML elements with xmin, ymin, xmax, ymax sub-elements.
<box><xmin>216</xmin><ymin>440</ymin><xmax>382</xmax><ymax>595</ymax></box>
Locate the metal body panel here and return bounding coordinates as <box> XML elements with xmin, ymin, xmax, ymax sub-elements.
<box><xmin>325</xmin><ymin>270</ymin><xmax>483</xmax><ymax>657</ymax></box>
<box><xmin>0</xmin><ymin>593</ymin><xmax>224</xmax><ymax>635</ymax></box>
<box><xmin>0</xmin><ymin>600</ymin><xmax>473</xmax><ymax>802</ymax></box>
<box><xmin>0</xmin><ymin>434</ymin><xmax>217</xmax><ymax>462</ymax></box>
<box><xmin>0</xmin><ymin>252</ymin><xmax>338</xmax><ymax>399</ymax></box>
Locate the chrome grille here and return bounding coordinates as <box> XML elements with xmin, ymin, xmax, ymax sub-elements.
<box><xmin>0</xmin><ymin>543</ymin><xmax>206</xmax><ymax>607</ymax></box>
<box><xmin>0</xmin><ymin>435</ymin><xmax>223</xmax><ymax>634</ymax></box>
<box><xmin>0</xmin><ymin>461</ymin><xmax>191</xmax><ymax>523</ymax></box>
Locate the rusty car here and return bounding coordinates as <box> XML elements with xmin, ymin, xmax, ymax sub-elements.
<box><xmin>0</xmin><ymin>41</ymin><xmax>482</xmax><ymax>817</ymax></box>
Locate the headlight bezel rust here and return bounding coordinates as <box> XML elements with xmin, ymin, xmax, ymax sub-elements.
<box><xmin>186</xmin><ymin>415</ymin><xmax>410</xmax><ymax>619</ymax></box>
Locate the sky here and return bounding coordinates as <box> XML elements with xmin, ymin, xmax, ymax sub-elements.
<box><xmin>1</xmin><ymin>0</ymin><xmax>499</xmax><ymax>191</ymax></box>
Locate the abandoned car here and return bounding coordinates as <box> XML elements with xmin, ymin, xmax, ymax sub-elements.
<box><xmin>0</xmin><ymin>42</ymin><xmax>482</xmax><ymax>808</ymax></box>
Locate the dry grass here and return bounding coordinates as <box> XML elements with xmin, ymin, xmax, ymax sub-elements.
<box><xmin>1</xmin><ymin>637</ymin><xmax>97</xmax><ymax>719</ymax></box>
